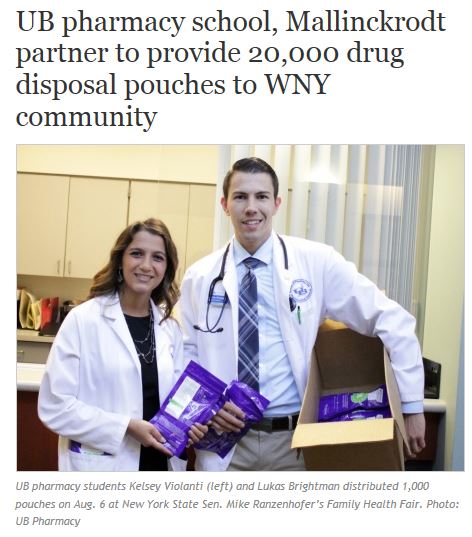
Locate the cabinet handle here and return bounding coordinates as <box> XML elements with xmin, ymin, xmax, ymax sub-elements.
<box><xmin>68</xmin><ymin>261</ymin><xmax>72</xmax><ymax>275</ymax></box>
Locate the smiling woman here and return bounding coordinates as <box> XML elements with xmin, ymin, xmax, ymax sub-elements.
<box><xmin>120</xmin><ymin>231</ymin><xmax>168</xmax><ymax>315</ymax></box>
<box><xmin>38</xmin><ymin>218</ymin><xmax>207</xmax><ymax>471</ymax></box>
<box><xmin>89</xmin><ymin>219</ymin><xmax>179</xmax><ymax>320</ymax></box>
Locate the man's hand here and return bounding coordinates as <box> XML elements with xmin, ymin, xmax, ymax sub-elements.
<box><xmin>403</xmin><ymin>413</ymin><xmax>426</xmax><ymax>457</ymax></box>
<box><xmin>209</xmin><ymin>401</ymin><xmax>245</xmax><ymax>433</ymax></box>
<box><xmin>187</xmin><ymin>423</ymin><xmax>209</xmax><ymax>446</ymax></box>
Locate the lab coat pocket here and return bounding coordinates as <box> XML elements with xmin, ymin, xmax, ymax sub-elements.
<box><xmin>292</xmin><ymin>300</ymin><xmax>314</xmax><ymax>328</ymax></box>
<box><xmin>67</xmin><ymin>442</ymin><xmax>118</xmax><ymax>471</ymax></box>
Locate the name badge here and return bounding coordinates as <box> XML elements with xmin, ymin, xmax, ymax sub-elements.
<box><xmin>210</xmin><ymin>281</ymin><xmax>227</xmax><ymax>307</ymax></box>
<box><xmin>210</xmin><ymin>294</ymin><xmax>227</xmax><ymax>307</ymax></box>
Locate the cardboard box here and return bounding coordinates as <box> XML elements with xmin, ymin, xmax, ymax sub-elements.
<box><xmin>292</xmin><ymin>320</ymin><xmax>409</xmax><ymax>470</ymax></box>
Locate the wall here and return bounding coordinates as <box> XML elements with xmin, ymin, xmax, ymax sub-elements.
<box><xmin>451</xmin><ymin>310</ymin><xmax>464</xmax><ymax>470</ymax></box>
<box><xmin>17</xmin><ymin>145</ymin><xmax>219</xmax><ymax>183</ymax></box>
<box><xmin>422</xmin><ymin>145</ymin><xmax>464</xmax><ymax>470</ymax></box>
<box><xmin>17</xmin><ymin>145</ymin><xmax>220</xmax><ymax>305</ymax></box>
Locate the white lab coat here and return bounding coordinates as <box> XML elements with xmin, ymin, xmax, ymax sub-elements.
<box><xmin>179</xmin><ymin>232</ymin><xmax>424</xmax><ymax>471</ymax></box>
<box><xmin>38</xmin><ymin>293</ymin><xmax>186</xmax><ymax>471</ymax></box>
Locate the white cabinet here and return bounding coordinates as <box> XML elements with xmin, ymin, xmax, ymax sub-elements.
<box><xmin>18</xmin><ymin>174</ymin><xmax>215</xmax><ymax>281</ymax></box>
<box><xmin>18</xmin><ymin>174</ymin><xmax>129</xmax><ymax>279</ymax></box>
<box><xmin>64</xmin><ymin>178</ymin><xmax>129</xmax><ymax>278</ymax></box>
<box><xmin>128</xmin><ymin>181</ymin><xmax>215</xmax><ymax>281</ymax></box>
<box><xmin>17</xmin><ymin>174</ymin><xmax>69</xmax><ymax>277</ymax></box>
<box><xmin>186</xmin><ymin>184</ymin><xmax>216</xmax><ymax>268</ymax></box>
<box><xmin>128</xmin><ymin>181</ymin><xmax>189</xmax><ymax>282</ymax></box>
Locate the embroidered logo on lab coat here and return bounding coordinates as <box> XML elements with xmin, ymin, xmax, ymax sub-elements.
<box><xmin>290</xmin><ymin>279</ymin><xmax>312</xmax><ymax>302</ymax></box>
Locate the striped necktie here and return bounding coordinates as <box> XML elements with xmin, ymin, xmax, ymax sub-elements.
<box><xmin>238</xmin><ymin>257</ymin><xmax>261</xmax><ymax>390</ymax></box>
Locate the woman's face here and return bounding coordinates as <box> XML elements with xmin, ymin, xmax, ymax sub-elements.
<box><xmin>121</xmin><ymin>230</ymin><xmax>168</xmax><ymax>301</ymax></box>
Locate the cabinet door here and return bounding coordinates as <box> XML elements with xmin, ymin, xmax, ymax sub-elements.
<box><xmin>18</xmin><ymin>391</ymin><xmax>58</xmax><ymax>470</ymax></box>
<box><xmin>17</xmin><ymin>174</ymin><xmax>69</xmax><ymax>276</ymax></box>
<box><xmin>128</xmin><ymin>181</ymin><xmax>190</xmax><ymax>283</ymax></box>
<box><xmin>65</xmin><ymin>178</ymin><xmax>129</xmax><ymax>278</ymax></box>
<box><xmin>186</xmin><ymin>185</ymin><xmax>216</xmax><ymax>268</ymax></box>
<box><xmin>17</xmin><ymin>340</ymin><xmax>52</xmax><ymax>364</ymax></box>
<box><xmin>128</xmin><ymin>181</ymin><xmax>160</xmax><ymax>224</ymax></box>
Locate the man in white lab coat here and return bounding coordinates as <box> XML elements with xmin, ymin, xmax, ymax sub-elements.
<box><xmin>179</xmin><ymin>157</ymin><xmax>426</xmax><ymax>471</ymax></box>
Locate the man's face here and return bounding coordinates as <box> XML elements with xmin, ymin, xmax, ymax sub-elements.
<box><xmin>221</xmin><ymin>171</ymin><xmax>281</xmax><ymax>254</ymax></box>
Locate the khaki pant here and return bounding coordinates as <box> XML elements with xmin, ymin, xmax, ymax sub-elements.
<box><xmin>227</xmin><ymin>429</ymin><xmax>306</xmax><ymax>471</ymax></box>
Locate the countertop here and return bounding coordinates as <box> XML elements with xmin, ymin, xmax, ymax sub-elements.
<box><xmin>17</xmin><ymin>330</ymin><xmax>54</xmax><ymax>343</ymax></box>
<box><xmin>423</xmin><ymin>399</ymin><xmax>447</xmax><ymax>413</ymax></box>
<box><xmin>17</xmin><ymin>362</ymin><xmax>46</xmax><ymax>391</ymax></box>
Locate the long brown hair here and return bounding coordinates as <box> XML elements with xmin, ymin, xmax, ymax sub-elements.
<box><xmin>88</xmin><ymin>218</ymin><xmax>179</xmax><ymax>322</ymax></box>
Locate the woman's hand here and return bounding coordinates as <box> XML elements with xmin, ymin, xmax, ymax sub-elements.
<box><xmin>126</xmin><ymin>418</ymin><xmax>172</xmax><ymax>457</ymax></box>
<box><xmin>187</xmin><ymin>423</ymin><xmax>209</xmax><ymax>447</ymax></box>
<box><xmin>209</xmin><ymin>401</ymin><xmax>245</xmax><ymax>433</ymax></box>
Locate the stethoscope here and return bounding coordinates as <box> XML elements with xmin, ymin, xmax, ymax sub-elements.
<box><xmin>193</xmin><ymin>235</ymin><xmax>296</xmax><ymax>334</ymax></box>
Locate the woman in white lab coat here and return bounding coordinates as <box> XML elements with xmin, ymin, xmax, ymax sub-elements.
<box><xmin>38</xmin><ymin>218</ymin><xmax>205</xmax><ymax>471</ymax></box>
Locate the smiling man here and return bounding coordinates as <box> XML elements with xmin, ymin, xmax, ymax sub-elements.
<box><xmin>220</xmin><ymin>164</ymin><xmax>281</xmax><ymax>254</ymax></box>
<box><xmin>179</xmin><ymin>157</ymin><xmax>426</xmax><ymax>471</ymax></box>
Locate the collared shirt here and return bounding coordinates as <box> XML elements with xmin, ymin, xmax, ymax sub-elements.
<box><xmin>233</xmin><ymin>236</ymin><xmax>301</xmax><ymax>417</ymax></box>
<box><xmin>232</xmin><ymin>236</ymin><xmax>422</xmax><ymax>416</ymax></box>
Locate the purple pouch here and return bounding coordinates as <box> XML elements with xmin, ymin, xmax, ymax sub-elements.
<box><xmin>318</xmin><ymin>384</ymin><xmax>389</xmax><ymax>422</ymax></box>
<box><xmin>328</xmin><ymin>407</ymin><xmax>392</xmax><ymax>422</ymax></box>
<box><xmin>194</xmin><ymin>381</ymin><xmax>270</xmax><ymax>458</ymax></box>
<box><xmin>149</xmin><ymin>361</ymin><xmax>227</xmax><ymax>457</ymax></box>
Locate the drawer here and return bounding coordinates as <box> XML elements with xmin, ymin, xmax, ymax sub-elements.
<box><xmin>17</xmin><ymin>341</ymin><xmax>52</xmax><ymax>364</ymax></box>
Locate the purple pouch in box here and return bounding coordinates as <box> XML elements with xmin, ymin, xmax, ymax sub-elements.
<box><xmin>149</xmin><ymin>361</ymin><xmax>226</xmax><ymax>457</ymax></box>
<box><xmin>194</xmin><ymin>381</ymin><xmax>270</xmax><ymax>458</ymax></box>
<box><xmin>318</xmin><ymin>384</ymin><xmax>389</xmax><ymax>422</ymax></box>
<box><xmin>328</xmin><ymin>407</ymin><xmax>392</xmax><ymax>422</ymax></box>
